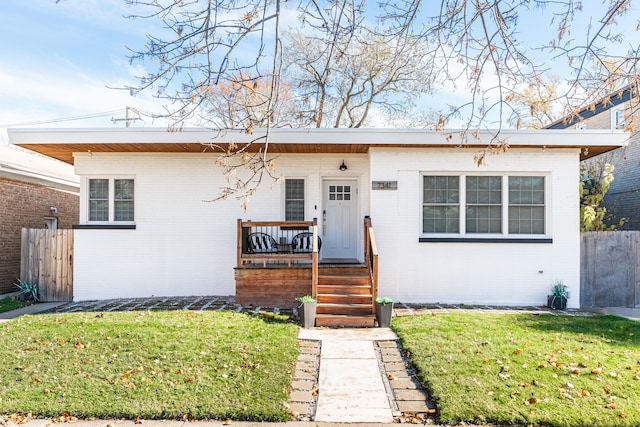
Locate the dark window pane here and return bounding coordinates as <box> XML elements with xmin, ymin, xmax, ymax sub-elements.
<box><xmin>423</xmin><ymin>206</ymin><xmax>459</xmax><ymax>233</ymax></box>
<box><xmin>89</xmin><ymin>179</ymin><xmax>108</xmax><ymax>199</ymax></box>
<box><xmin>286</xmin><ymin>179</ymin><xmax>305</xmax><ymax>221</ymax></box>
<box><xmin>286</xmin><ymin>179</ymin><xmax>304</xmax><ymax>199</ymax></box>
<box><xmin>114</xmin><ymin>179</ymin><xmax>134</xmax><ymax>221</ymax></box>
<box><xmin>89</xmin><ymin>179</ymin><xmax>109</xmax><ymax>221</ymax></box>
<box><xmin>115</xmin><ymin>201</ymin><xmax>134</xmax><ymax>221</ymax></box>
<box><xmin>285</xmin><ymin>200</ymin><xmax>304</xmax><ymax>221</ymax></box>
<box><xmin>114</xmin><ymin>179</ymin><xmax>134</xmax><ymax>200</ymax></box>
<box><xmin>423</xmin><ymin>176</ymin><xmax>460</xmax><ymax>233</ymax></box>
<box><xmin>89</xmin><ymin>200</ymin><xmax>108</xmax><ymax>222</ymax></box>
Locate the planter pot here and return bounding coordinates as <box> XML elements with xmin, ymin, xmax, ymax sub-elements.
<box><xmin>548</xmin><ymin>295</ymin><xmax>568</xmax><ymax>310</ymax></box>
<box><xmin>375</xmin><ymin>302</ymin><xmax>394</xmax><ymax>328</ymax></box>
<box><xmin>298</xmin><ymin>302</ymin><xmax>317</xmax><ymax>328</ymax></box>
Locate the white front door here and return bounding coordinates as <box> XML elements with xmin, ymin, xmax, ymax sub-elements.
<box><xmin>322</xmin><ymin>180</ymin><xmax>358</xmax><ymax>259</ymax></box>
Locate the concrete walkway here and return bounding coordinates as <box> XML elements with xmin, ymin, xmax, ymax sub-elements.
<box><xmin>0</xmin><ymin>301</ymin><xmax>67</xmax><ymax>322</ymax></box>
<box><xmin>298</xmin><ymin>328</ymin><xmax>398</xmax><ymax>423</ymax></box>
<box><xmin>586</xmin><ymin>306</ymin><xmax>640</xmax><ymax>321</ymax></box>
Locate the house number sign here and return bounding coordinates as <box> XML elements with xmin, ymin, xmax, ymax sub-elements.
<box><xmin>372</xmin><ymin>181</ymin><xmax>398</xmax><ymax>190</ymax></box>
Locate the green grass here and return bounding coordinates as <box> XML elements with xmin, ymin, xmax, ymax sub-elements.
<box><xmin>394</xmin><ymin>313</ymin><xmax>640</xmax><ymax>427</ymax></box>
<box><xmin>0</xmin><ymin>310</ymin><xmax>299</xmax><ymax>421</ymax></box>
<box><xmin>0</xmin><ymin>297</ymin><xmax>30</xmax><ymax>314</ymax></box>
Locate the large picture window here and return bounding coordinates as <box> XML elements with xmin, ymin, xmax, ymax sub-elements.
<box><xmin>88</xmin><ymin>178</ymin><xmax>135</xmax><ymax>222</ymax></box>
<box><xmin>422</xmin><ymin>175</ymin><xmax>546</xmax><ymax>236</ymax></box>
<box><xmin>285</xmin><ymin>179</ymin><xmax>304</xmax><ymax>221</ymax></box>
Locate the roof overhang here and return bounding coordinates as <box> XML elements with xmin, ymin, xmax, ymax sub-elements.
<box><xmin>7</xmin><ymin>127</ymin><xmax>629</xmax><ymax>164</ymax></box>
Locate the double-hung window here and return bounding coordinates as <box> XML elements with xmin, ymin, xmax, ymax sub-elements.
<box><xmin>88</xmin><ymin>178</ymin><xmax>135</xmax><ymax>222</ymax></box>
<box><xmin>508</xmin><ymin>177</ymin><xmax>545</xmax><ymax>234</ymax></box>
<box><xmin>422</xmin><ymin>175</ymin><xmax>546</xmax><ymax>237</ymax></box>
<box><xmin>466</xmin><ymin>176</ymin><xmax>502</xmax><ymax>233</ymax></box>
<box><xmin>285</xmin><ymin>178</ymin><xmax>305</xmax><ymax>221</ymax></box>
<box><xmin>422</xmin><ymin>176</ymin><xmax>460</xmax><ymax>233</ymax></box>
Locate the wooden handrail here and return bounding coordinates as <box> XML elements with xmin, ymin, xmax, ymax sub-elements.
<box><xmin>239</xmin><ymin>220</ymin><xmax>313</xmax><ymax>228</ymax></box>
<box><xmin>311</xmin><ymin>218</ymin><xmax>318</xmax><ymax>299</ymax></box>
<box><xmin>364</xmin><ymin>217</ymin><xmax>379</xmax><ymax>314</ymax></box>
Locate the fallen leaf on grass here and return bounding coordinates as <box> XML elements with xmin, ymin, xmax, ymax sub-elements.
<box><xmin>592</xmin><ymin>368</ymin><xmax>602</xmax><ymax>375</ymax></box>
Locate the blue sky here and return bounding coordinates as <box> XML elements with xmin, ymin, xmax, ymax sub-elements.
<box><xmin>0</xmin><ymin>1</ymin><xmax>637</xmax><ymax>130</ymax></box>
<box><xmin>0</xmin><ymin>0</ymin><xmax>160</xmax><ymax>129</ymax></box>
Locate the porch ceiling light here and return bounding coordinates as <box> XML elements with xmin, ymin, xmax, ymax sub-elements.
<box><xmin>339</xmin><ymin>161</ymin><xmax>348</xmax><ymax>171</ymax></box>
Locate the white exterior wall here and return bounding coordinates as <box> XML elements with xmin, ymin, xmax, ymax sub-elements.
<box><xmin>369</xmin><ymin>147</ymin><xmax>581</xmax><ymax>308</ymax></box>
<box><xmin>72</xmin><ymin>146</ymin><xmax>580</xmax><ymax>307</ymax></box>
<box><xmin>72</xmin><ymin>152</ymin><xmax>369</xmax><ymax>300</ymax></box>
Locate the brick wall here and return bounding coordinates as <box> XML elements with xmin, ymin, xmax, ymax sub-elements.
<box><xmin>0</xmin><ymin>178</ymin><xmax>79</xmax><ymax>294</ymax></box>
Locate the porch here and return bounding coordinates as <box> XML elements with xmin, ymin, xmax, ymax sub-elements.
<box><xmin>234</xmin><ymin>218</ymin><xmax>379</xmax><ymax>327</ymax></box>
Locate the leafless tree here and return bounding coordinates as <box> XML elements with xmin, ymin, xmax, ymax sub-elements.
<box><xmin>284</xmin><ymin>28</ymin><xmax>435</xmax><ymax>127</ymax></box>
<box><xmin>123</xmin><ymin>0</ymin><xmax>639</xmax><ymax>194</ymax></box>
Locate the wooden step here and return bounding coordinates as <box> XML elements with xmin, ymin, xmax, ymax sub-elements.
<box><xmin>317</xmin><ymin>284</ymin><xmax>372</xmax><ymax>295</ymax></box>
<box><xmin>315</xmin><ymin>314</ymin><xmax>376</xmax><ymax>328</ymax></box>
<box><xmin>316</xmin><ymin>293</ymin><xmax>373</xmax><ymax>305</ymax></box>
<box><xmin>318</xmin><ymin>266</ymin><xmax>368</xmax><ymax>276</ymax></box>
<box><xmin>318</xmin><ymin>274</ymin><xmax>370</xmax><ymax>286</ymax></box>
<box><xmin>317</xmin><ymin>303</ymin><xmax>373</xmax><ymax>315</ymax></box>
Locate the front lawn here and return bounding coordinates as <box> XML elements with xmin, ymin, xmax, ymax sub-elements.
<box><xmin>0</xmin><ymin>297</ymin><xmax>30</xmax><ymax>314</ymax></box>
<box><xmin>394</xmin><ymin>313</ymin><xmax>640</xmax><ymax>427</ymax></box>
<box><xmin>0</xmin><ymin>310</ymin><xmax>299</xmax><ymax>421</ymax></box>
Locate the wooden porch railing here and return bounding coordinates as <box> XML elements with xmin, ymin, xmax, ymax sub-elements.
<box><xmin>364</xmin><ymin>217</ymin><xmax>379</xmax><ymax>314</ymax></box>
<box><xmin>236</xmin><ymin>219</ymin><xmax>319</xmax><ymax>296</ymax></box>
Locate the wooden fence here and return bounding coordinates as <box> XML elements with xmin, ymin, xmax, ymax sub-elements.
<box><xmin>21</xmin><ymin>228</ymin><xmax>73</xmax><ymax>302</ymax></box>
<box><xmin>581</xmin><ymin>231</ymin><xmax>640</xmax><ymax>308</ymax></box>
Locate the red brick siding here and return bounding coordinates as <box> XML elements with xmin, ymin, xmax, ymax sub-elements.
<box><xmin>0</xmin><ymin>178</ymin><xmax>79</xmax><ymax>294</ymax></box>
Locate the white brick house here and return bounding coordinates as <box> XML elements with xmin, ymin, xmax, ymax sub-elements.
<box><xmin>8</xmin><ymin>128</ymin><xmax>627</xmax><ymax>309</ymax></box>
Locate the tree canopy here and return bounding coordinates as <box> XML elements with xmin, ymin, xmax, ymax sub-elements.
<box><xmin>122</xmin><ymin>0</ymin><xmax>639</xmax><ymax>200</ymax></box>
<box><xmin>124</xmin><ymin>0</ymin><xmax>638</xmax><ymax>129</ymax></box>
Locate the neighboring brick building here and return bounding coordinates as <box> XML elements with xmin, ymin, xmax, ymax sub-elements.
<box><xmin>0</xmin><ymin>142</ymin><xmax>79</xmax><ymax>294</ymax></box>
<box><xmin>547</xmin><ymin>84</ymin><xmax>640</xmax><ymax>229</ymax></box>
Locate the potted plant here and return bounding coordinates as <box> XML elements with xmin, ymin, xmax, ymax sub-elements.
<box><xmin>547</xmin><ymin>281</ymin><xmax>568</xmax><ymax>310</ymax></box>
<box><xmin>296</xmin><ymin>295</ymin><xmax>317</xmax><ymax>328</ymax></box>
<box><xmin>375</xmin><ymin>297</ymin><xmax>394</xmax><ymax>327</ymax></box>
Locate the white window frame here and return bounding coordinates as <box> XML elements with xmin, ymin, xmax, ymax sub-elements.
<box><xmin>421</xmin><ymin>173</ymin><xmax>549</xmax><ymax>239</ymax></box>
<box><xmin>84</xmin><ymin>177</ymin><xmax>135</xmax><ymax>224</ymax></box>
<box><xmin>611</xmin><ymin>108</ymin><xmax>625</xmax><ymax>130</ymax></box>
<box><xmin>283</xmin><ymin>177</ymin><xmax>306</xmax><ymax>221</ymax></box>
